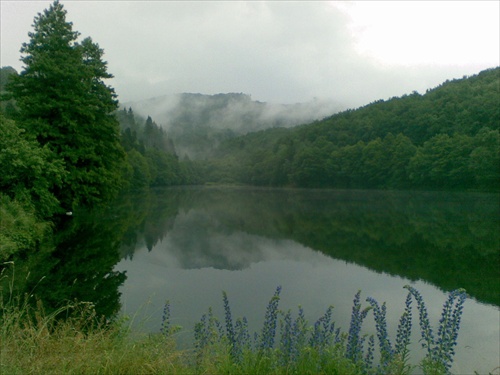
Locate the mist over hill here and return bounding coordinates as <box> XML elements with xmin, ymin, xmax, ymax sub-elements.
<box><xmin>124</xmin><ymin>93</ymin><xmax>342</xmax><ymax>159</ymax></box>
<box><xmin>207</xmin><ymin>67</ymin><xmax>499</xmax><ymax>190</ymax></box>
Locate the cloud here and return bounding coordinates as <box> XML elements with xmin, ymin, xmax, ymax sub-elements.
<box><xmin>1</xmin><ymin>1</ymin><xmax>498</xmax><ymax>108</ymax></box>
<box><xmin>335</xmin><ymin>1</ymin><xmax>500</xmax><ymax>66</ymax></box>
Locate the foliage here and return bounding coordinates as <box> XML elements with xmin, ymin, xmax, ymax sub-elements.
<box><xmin>0</xmin><ymin>195</ymin><xmax>50</xmax><ymax>262</ymax></box>
<box><xmin>0</xmin><ymin>113</ymin><xmax>66</xmax><ymax>217</ymax></box>
<box><xmin>5</xmin><ymin>0</ymin><xmax>125</xmax><ymax>211</ymax></box>
<box><xmin>207</xmin><ymin>68</ymin><xmax>500</xmax><ymax>191</ymax></box>
<box><xmin>131</xmin><ymin>92</ymin><xmax>337</xmax><ymax>161</ymax></box>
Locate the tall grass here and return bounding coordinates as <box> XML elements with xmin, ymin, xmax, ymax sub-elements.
<box><xmin>1</xmin><ymin>271</ymin><xmax>469</xmax><ymax>375</ymax></box>
<box><xmin>0</xmin><ymin>267</ymin><xmax>187</xmax><ymax>375</ymax></box>
<box><xmin>0</xmin><ymin>298</ymin><xmax>188</xmax><ymax>374</ymax></box>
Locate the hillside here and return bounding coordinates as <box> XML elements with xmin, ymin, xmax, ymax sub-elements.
<box><xmin>125</xmin><ymin>93</ymin><xmax>342</xmax><ymax>159</ymax></box>
<box><xmin>206</xmin><ymin>67</ymin><xmax>500</xmax><ymax>191</ymax></box>
<box><xmin>0</xmin><ymin>66</ymin><xmax>17</xmax><ymax>114</ymax></box>
<box><xmin>0</xmin><ymin>66</ymin><xmax>17</xmax><ymax>93</ymax></box>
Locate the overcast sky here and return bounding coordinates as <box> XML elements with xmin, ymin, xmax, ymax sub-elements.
<box><xmin>1</xmin><ymin>1</ymin><xmax>499</xmax><ymax>108</ymax></box>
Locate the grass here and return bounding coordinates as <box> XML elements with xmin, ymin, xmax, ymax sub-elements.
<box><xmin>0</xmin><ymin>292</ymin><xmax>188</xmax><ymax>375</ymax></box>
<box><xmin>1</xmin><ymin>273</ymin><xmax>471</xmax><ymax>375</ymax></box>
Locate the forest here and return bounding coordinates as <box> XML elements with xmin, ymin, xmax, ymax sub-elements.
<box><xmin>0</xmin><ymin>0</ymin><xmax>499</xmax><ymax>263</ymax></box>
<box><xmin>204</xmin><ymin>68</ymin><xmax>499</xmax><ymax>190</ymax></box>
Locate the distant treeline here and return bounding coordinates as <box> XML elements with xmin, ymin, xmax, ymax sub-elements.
<box><xmin>205</xmin><ymin>67</ymin><xmax>499</xmax><ymax>191</ymax></box>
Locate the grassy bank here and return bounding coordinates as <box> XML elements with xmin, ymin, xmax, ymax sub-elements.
<box><xmin>0</xmin><ymin>294</ymin><xmax>187</xmax><ymax>374</ymax></box>
<box><xmin>0</xmin><ymin>281</ymin><xmax>471</xmax><ymax>375</ymax></box>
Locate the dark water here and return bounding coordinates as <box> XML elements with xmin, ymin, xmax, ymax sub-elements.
<box><xmin>5</xmin><ymin>187</ymin><xmax>499</xmax><ymax>373</ymax></box>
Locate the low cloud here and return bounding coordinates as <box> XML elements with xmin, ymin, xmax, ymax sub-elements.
<box><xmin>1</xmin><ymin>1</ymin><xmax>498</xmax><ymax>108</ymax></box>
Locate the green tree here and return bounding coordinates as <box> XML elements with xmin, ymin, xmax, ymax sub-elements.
<box><xmin>125</xmin><ymin>149</ymin><xmax>151</xmax><ymax>189</ymax></box>
<box><xmin>408</xmin><ymin>133</ymin><xmax>475</xmax><ymax>189</ymax></box>
<box><xmin>0</xmin><ymin>113</ymin><xmax>65</xmax><ymax>217</ymax></box>
<box><xmin>6</xmin><ymin>0</ymin><xmax>125</xmax><ymax>212</ymax></box>
<box><xmin>469</xmin><ymin>127</ymin><xmax>500</xmax><ymax>189</ymax></box>
<box><xmin>0</xmin><ymin>113</ymin><xmax>64</xmax><ymax>260</ymax></box>
<box><xmin>146</xmin><ymin>149</ymin><xmax>181</xmax><ymax>186</ymax></box>
<box><xmin>290</xmin><ymin>144</ymin><xmax>332</xmax><ymax>188</ymax></box>
<box><xmin>331</xmin><ymin>141</ymin><xmax>365</xmax><ymax>188</ymax></box>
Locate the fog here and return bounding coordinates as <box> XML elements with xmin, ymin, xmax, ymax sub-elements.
<box><xmin>2</xmin><ymin>1</ymin><xmax>498</xmax><ymax>108</ymax></box>
<box><xmin>121</xmin><ymin>92</ymin><xmax>344</xmax><ymax>158</ymax></box>
<box><xmin>126</xmin><ymin>93</ymin><xmax>342</xmax><ymax>132</ymax></box>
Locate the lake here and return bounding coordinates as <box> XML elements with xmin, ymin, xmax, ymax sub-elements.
<box><xmin>6</xmin><ymin>186</ymin><xmax>499</xmax><ymax>374</ymax></box>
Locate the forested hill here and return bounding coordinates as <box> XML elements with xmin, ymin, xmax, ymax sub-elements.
<box><xmin>207</xmin><ymin>67</ymin><xmax>500</xmax><ymax>191</ymax></box>
<box><xmin>296</xmin><ymin>67</ymin><xmax>499</xmax><ymax>146</ymax></box>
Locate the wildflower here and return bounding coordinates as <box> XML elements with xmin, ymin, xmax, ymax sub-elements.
<box><xmin>364</xmin><ymin>334</ymin><xmax>375</xmax><ymax>370</ymax></box>
<box><xmin>435</xmin><ymin>288</ymin><xmax>467</xmax><ymax>371</ymax></box>
<box><xmin>291</xmin><ymin>305</ymin><xmax>308</xmax><ymax>362</ymax></box>
<box><xmin>278</xmin><ymin>309</ymin><xmax>294</xmax><ymax>366</ymax></box>
<box><xmin>346</xmin><ymin>290</ymin><xmax>371</xmax><ymax>363</ymax></box>
<box><xmin>194</xmin><ymin>307</ymin><xmax>223</xmax><ymax>356</ymax></box>
<box><xmin>258</xmin><ymin>285</ymin><xmax>282</xmax><ymax>351</ymax></box>
<box><xmin>160</xmin><ymin>300</ymin><xmax>171</xmax><ymax>337</ymax></box>
<box><xmin>405</xmin><ymin>285</ymin><xmax>467</xmax><ymax>373</ymax></box>
<box><xmin>233</xmin><ymin>316</ymin><xmax>250</xmax><ymax>364</ymax></box>
<box><xmin>222</xmin><ymin>291</ymin><xmax>235</xmax><ymax>347</ymax></box>
<box><xmin>366</xmin><ymin>296</ymin><xmax>394</xmax><ymax>367</ymax></box>
<box><xmin>395</xmin><ymin>292</ymin><xmax>413</xmax><ymax>356</ymax></box>
<box><xmin>395</xmin><ymin>291</ymin><xmax>413</xmax><ymax>372</ymax></box>
<box><xmin>310</xmin><ymin>305</ymin><xmax>335</xmax><ymax>352</ymax></box>
<box><xmin>235</xmin><ymin>316</ymin><xmax>251</xmax><ymax>350</ymax></box>
<box><xmin>404</xmin><ymin>285</ymin><xmax>434</xmax><ymax>355</ymax></box>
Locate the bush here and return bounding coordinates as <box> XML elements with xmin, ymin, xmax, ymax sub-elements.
<box><xmin>0</xmin><ymin>194</ymin><xmax>50</xmax><ymax>261</ymax></box>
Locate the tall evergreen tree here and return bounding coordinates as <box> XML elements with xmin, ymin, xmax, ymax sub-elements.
<box><xmin>7</xmin><ymin>0</ymin><xmax>125</xmax><ymax>212</ymax></box>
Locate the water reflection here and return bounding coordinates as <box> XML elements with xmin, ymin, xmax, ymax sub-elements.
<box><xmin>118</xmin><ymin>187</ymin><xmax>499</xmax><ymax>305</ymax></box>
<box><xmin>112</xmin><ymin>187</ymin><xmax>499</xmax><ymax>374</ymax></box>
<box><xmin>2</xmin><ymin>210</ymin><xmax>127</xmax><ymax>320</ymax></box>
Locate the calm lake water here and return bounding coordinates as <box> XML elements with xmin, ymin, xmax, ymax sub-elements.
<box><xmin>6</xmin><ymin>187</ymin><xmax>499</xmax><ymax>374</ymax></box>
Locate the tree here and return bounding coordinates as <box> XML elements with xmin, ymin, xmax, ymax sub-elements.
<box><xmin>0</xmin><ymin>113</ymin><xmax>65</xmax><ymax>217</ymax></box>
<box><xmin>6</xmin><ymin>0</ymin><xmax>125</xmax><ymax>212</ymax></box>
<box><xmin>408</xmin><ymin>133</ymin><xmax>475</xmax><ymax>189</ymax></box>
<box><xmin>469</xmin><ymin>127</ymin><xmax>500</xmax><ymax>189</ymax></box>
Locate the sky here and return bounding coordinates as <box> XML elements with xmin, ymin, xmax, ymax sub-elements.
<box><xmin>1</xmin><ymin>0</ymin><xmax>499</xmax><ymax>108</ymax></box>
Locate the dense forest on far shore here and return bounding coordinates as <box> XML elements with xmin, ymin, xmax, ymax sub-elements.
<box><xmin>204</xmin><ymin>67</ymin><xmax>499</xmax><ymax>191</ymax></box>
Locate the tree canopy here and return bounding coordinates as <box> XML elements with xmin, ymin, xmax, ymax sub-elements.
<box><xmin>6</xmin><ymin>0</ymin><xmax>125</xmax><ymax>212</ymax></box>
